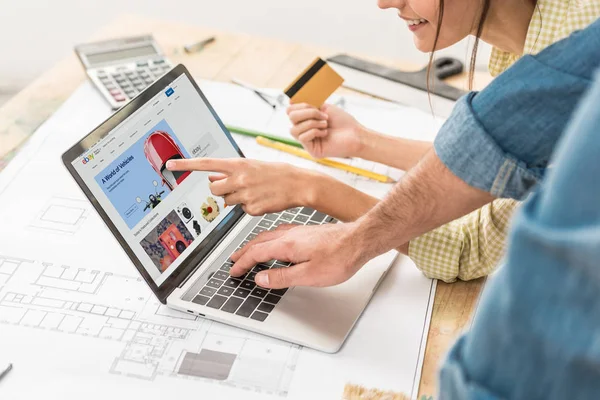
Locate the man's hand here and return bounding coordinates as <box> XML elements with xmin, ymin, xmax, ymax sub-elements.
<box><xmin>229</xmin><ymin>223</ymin><xmax>369</xmax><ymax>289</ymax></box>
<box><xmin>227</xmin><ymin>150</ymin><xmax>495</xmax><ymax>292</ymax></box>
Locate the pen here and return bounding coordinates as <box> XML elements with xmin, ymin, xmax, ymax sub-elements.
<box><xmin>184</xmin><ymin>36</ymin><xmax>216</xmax><ymax>54</ymax></box>
<box><xmin>0</xmin><ymin>363</ymin><xmax>12</xmax><ymax>381</ymax></box>
<box><xmin>256</xmin><ymin>137</ymin><xmax>395</xmax><ymax>183</ymax></box>
<box><xmin>231</xmin><ymin>79</ymin><xmax>278</xmax><ymax>109</ymax></box>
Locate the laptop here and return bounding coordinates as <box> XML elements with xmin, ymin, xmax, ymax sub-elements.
<box><xmin>62</xmin><ymin>64</ymin><xmax>393</xmax><ymax>353</ymax></box>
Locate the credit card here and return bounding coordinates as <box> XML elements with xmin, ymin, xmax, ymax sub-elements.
<box><xmin>284</xmin><ymin>57</ymin><xmax>344</xmax><ymax>107</ymax></box>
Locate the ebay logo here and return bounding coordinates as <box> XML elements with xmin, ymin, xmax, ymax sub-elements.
<box><xmin>82</xmin><ymin>154</ymin><xmax>95</xmax><ymax>164</ymax></box>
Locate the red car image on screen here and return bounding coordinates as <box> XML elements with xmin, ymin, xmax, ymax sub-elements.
<box><xmin>144</xmin><ymin>130</ymin><xmax>191</xmax><ymax>190</ymax></box>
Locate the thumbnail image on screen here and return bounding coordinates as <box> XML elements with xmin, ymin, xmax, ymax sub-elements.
<box><xmin>139</xmin><ymin>210</ymin><xmax>195</xmax><ymax>272</ymax></box>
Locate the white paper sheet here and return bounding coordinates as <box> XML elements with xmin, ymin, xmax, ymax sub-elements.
<box><xmin>0</xmin><ymin>81</ymin><xmax>440</xmax><ymax>399</ymax></box>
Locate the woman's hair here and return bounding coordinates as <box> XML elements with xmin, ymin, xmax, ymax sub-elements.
<box><xmin>427</xmin><ymin>0</ymin><xmax>492</xmax><ymax>91</ymax></box>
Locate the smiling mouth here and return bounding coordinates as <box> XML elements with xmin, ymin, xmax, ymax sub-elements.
<box><xmin>405</xmin><ymin>18</ymin><xmax>427</xmax><ymax>26</ymax></box>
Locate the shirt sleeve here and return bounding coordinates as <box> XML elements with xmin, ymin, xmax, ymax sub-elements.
<box><xmin>408</xmin><ymin>199</ymin><xmax>518</xmax><ymax>283</ymax></box>
<box><xmin>437</xmin><ymin>67</ymin><xmax>600</xmax><ymax>400</ymax></box>
<box><xmin>434</xmin><ymin>19</ymin><xmax>600</xmax><ymax>200</ymax></box>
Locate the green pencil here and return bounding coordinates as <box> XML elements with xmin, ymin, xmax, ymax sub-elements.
<box><xmin>225</xmin><ymin>125</ymin><xmax>303</xmax><ymax>148</ymax></box>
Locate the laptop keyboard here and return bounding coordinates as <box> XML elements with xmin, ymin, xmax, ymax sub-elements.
<box><xmin>190</xmin><ymin>207</ymin><xmax>336</xmax><ymax>322</ymax></box>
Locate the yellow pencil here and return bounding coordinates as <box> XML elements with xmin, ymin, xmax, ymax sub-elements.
<box><xmin>256</xmin><ymin>136</ymin><xmax>395</xmax><ymax>183</ymax></box>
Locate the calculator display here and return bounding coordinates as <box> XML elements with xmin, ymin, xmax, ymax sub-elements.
<box><xmin>86</xmin><ymin>45</ymin><xmax>158</xmax><ymax>66</ymax></box>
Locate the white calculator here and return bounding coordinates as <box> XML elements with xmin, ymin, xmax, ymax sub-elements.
<box><xmin>75</xmin><ymin>35</ymin><xmax>173</xmax><ymax>109</ymax></box>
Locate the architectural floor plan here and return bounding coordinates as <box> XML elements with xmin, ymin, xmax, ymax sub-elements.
<box><xmin>0</xmin><ymin>82</ymin><xmax>438</xmax><ymax>400</ymax></box>
<box><xmin>0</xmin><ymin>254</ymin><xmax>299</xmax><ymax>395</ymax></box>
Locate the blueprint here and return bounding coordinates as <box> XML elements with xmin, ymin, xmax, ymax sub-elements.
<box><xmin>0</xmin><ymin>81</ymin><xmax>439</xmax><ymax>399</ymax></box>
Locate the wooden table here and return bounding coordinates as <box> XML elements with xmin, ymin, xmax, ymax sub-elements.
<box><xmin>0</xmin><ymin>14</ymin><xmax>487</xmax><ymax>398</ymax></box>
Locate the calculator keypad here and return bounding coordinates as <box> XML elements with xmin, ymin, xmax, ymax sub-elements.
<box><xmin>94</xmin><ymin>60</ymin><xmax>172</xmax><ymax>106</ymax></box>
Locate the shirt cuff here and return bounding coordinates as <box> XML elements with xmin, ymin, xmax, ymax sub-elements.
<box><xmin>434</xmin><ymin>94</ymin><xmax>542</xmax><ymax>200</ymax></box>
<box><xmin>408</xmin><ymin>225</ymin><xmax>464</xmax><ymax>283</ymax></box>
<box><xmin>409</xmin><ymin>199</ymin><xmax>516</xmax><ymax>283</ymax></box>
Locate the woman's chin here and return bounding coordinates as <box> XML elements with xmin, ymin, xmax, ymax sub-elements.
<box><xmin>413</xmin><ymin>37</ymin><xmax>434</xmax><ymax>53</ymax></box>
<box><xmin>413</xmin><ymin>36</ymin><xmax>455</xmax><ymax>53</ymax></box>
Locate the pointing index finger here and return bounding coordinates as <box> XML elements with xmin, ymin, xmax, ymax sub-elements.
<box><xmin>166</xmin><ymin>158</ymin><xmax>239</xmax><ymax>173</ymax></box>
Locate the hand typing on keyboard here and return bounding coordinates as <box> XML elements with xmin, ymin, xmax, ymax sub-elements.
<box><xmin>229</xmin><ymin>223</ymin><xmax>369</xmax><ymax>289</ymax></box>
<box><xmin>190</xmin><ymin>207</ymin><xmax>333</xmax><ymax>321</ymax></box>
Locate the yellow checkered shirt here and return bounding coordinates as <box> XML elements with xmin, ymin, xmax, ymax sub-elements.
<box><xmin>409</xmin><ymin>0</ymin><xmax>600</xmax><ymax>283</ymax></box>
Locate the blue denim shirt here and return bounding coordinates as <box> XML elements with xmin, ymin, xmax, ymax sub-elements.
<box><xmin>438</xmin><ymin>67</ymin><xmax>600</xmax><ymax>399</ymax></box>
<box><xmin>436</xmin><ymin>48</ymin><xmax>600</xmax><ymax>400</ymax></box>
<box><xmin>434</xmin><ymin>18</ymin><xmax>600</xmax><ymax>200</ymax></box>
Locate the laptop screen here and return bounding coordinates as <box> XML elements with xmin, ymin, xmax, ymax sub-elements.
<box><xmin>69</xmin><ymin>70</ymin><xmax>243</xmax><ymax>291</ymax></box>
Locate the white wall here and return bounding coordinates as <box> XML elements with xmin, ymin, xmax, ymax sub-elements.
<box><xmin>0</xmin><ymin>0</ymin><xmax>490</xmax><ymax>93</ymax></box>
